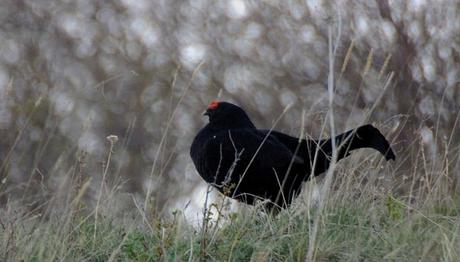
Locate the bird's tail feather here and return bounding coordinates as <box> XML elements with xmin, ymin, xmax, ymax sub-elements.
<box><xmin>324</xmin><ymin>124</ymin><xmax>396</xmax><ymax>161</ymax></box>
<box><xmin>335</xmin><ymin>125</ymin><xmax>396</xmax><ymax>160</ymax></box>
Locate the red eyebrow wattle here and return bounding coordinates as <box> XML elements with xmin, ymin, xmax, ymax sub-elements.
<box><xmin>208</xmin><ymin>100</ymin><xmax>220</xmax><ymax>109</ymax></box>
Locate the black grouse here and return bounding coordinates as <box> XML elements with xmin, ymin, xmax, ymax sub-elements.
<box><xmin>190</xmin><ymin>101</ymin><xmax>395</xmax><ymax>209</ymax></box>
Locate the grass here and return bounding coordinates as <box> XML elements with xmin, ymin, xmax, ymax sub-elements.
<box><xmin>1</xmin><ymin>156</ymin><xmax>459</xmax><ymax>262</ymax></box>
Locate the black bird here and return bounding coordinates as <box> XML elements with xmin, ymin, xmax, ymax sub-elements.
<box><xmin>190</xmin><ymin>101</ymin><xmax>395</xmax><ymax>209</ymax></box>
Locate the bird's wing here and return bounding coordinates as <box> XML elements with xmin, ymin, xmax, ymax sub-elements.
<box><xmin>200</xmin><ymin>129</ymin><xmax>299</xmax><ymax>182</ymax></box>
<box><xmin>261</xmin><ymin>130</ymin><xmax>311</xmax><ymax>163</ymax></box>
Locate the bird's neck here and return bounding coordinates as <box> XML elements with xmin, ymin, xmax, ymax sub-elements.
<box><xmin>207</xmin><ymin>112</ymin><xmax>256</xmax><ymax>130</ymax></box>
<box><xmin>207</xmin><ymin>119</ymin><xmax>256</xmax><ymax>130</ymax></box>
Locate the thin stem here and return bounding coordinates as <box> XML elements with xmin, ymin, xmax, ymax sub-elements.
<box><xmin>306</xmin><ymin>21</ymin><xmax>339</xmax><ymax>262</ymax></box>
<box><xmin>93</xmin><ymin>138</ymin><xmax>116</xmax><ymax>244</ymax></box>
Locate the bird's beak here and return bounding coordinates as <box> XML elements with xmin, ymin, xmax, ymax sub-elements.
<box><xmin>203</xmin><ymin>110</ymin><xmax>210</xmax><ymax>116</ymax></box>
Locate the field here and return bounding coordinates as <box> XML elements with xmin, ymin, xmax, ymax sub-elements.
<box><xmin>1</xmin><ymin>152</ymin><xmax>459</xmax><ymax>261</ymax></box>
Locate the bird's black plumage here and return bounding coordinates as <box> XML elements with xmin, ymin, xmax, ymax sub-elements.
<box><xmin>190</xmin><ymin>101</ymin><xmax>395</xmax><ymax>209</ymax></box>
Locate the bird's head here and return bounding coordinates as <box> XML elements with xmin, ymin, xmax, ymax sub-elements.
<box><xmin>203</xmin><ymin>100</ymin><xmax>256</xmax><ymax>129</ymax></box>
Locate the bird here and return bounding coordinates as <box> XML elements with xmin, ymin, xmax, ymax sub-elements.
<box><xmin>190</xmin><ymin>101</ymin><xmax>395</xmax><ymax>210</ymax></box>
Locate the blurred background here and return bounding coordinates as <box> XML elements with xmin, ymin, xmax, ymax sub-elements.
<box><xmin>0</xmin><ymin>0</ymin><xmax>459</xmax><ymax>220</ymax></box>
